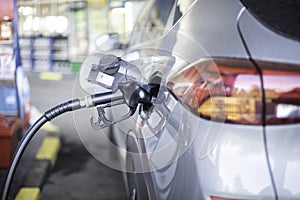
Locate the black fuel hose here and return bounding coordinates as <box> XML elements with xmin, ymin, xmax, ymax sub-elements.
<box><xmin>1</xmin><ymin>92</ymin><xmax>123</xmax><ymax>200</ymax></box>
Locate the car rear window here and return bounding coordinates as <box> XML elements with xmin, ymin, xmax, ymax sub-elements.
<box><xmin>241</xmin><ymin>0</ymin><xmax>300</xmax><ymax>41</ymax></box>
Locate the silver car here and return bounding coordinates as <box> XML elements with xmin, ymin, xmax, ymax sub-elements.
<box><xmin>109</xmin><ymin>0</ymin><xmax>300</xmax><ymax>199</ymax></box>
<box><xmin>78</xmin><ymin>0</ymin><xmax>300</xmax><ymax>199</ymax></box>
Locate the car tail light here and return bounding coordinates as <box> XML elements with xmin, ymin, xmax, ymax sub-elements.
<box><xmin>261</xmin><ymin>61</ymin><xmax>300</xmax><ymax>124</ymax></box>
<box><xmin>167</xmin><ymin>58</ymin><xmax>263</xmax><ymax>125</ymax></box>
<box><xmin>167</xmin><ymin>58</ymin><xmax>300</xmax><ymax>125</ymax></box>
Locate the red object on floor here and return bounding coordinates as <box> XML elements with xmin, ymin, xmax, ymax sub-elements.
<box><xmin>0</xmin><ymin>115</ymin><xmax>22</xmax><ymax>169</ymax></box>
<box><xmin>0</xmin><ymin>0</ymin><xmax>14</xmax><ymax>20</ymax></box>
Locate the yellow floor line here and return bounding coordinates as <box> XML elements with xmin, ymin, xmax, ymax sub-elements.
<box><xmin>15</xmin><ymin>187</ymin><xmax>40</xmax><ymax>200</ymax></box>
<box><xmin>35</xmin><ymin>136</ymin><xmax>61</xmax><ymax>166</ymax></box>
<box><xmin>42</xmin><ymin>122</ymin><xmax>60</xmax><ymax>133</ymax></box>
<box><xmin>39</xmin><ymin>72</ymin><xmax>63</xmax><ymax>81</ymax></box>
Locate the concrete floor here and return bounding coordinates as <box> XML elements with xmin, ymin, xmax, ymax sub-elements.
<box><xmin>26</xmin><ymin>73</ymin><xmax>127</xmax><ymax>200</ymax></box>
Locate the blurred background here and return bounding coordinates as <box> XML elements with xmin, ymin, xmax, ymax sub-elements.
<box><xmin>17</xmin><ymin>0</ymin><xmax>145</xmax><ymax>73</ymax></box>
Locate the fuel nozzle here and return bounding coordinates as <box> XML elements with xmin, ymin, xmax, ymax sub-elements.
<box><xmin>86</xmin><ymin>54</ymin><xmax>141</xmax><ymax>92</ymax></box>
<box><xmin>118</xmin><ymin>81</ymin><xmax>152</xmax><ymax>108</ymax></box>
<box><xmin>81</xmin><ymin>53</ymin><xmax>154</xmax><ymax>129</ymax></box>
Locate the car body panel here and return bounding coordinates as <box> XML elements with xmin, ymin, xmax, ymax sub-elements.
<box><xmin>237</xmin><ymin>6</ymin><xmax>300</xmax><ymax>200</ymax></box>
<box><xmin>109</xmin><ymin>0</ymin><xmax>300</xmax><ymax>199</ymax></box>
<box><xmin>158</xmin><ymin>0</ymin><xmax>249</xmax><ymax>65</ymax></box>
<box><xmin>265</xmin><ymin>125</ymin><xmax>300</xmax><ymax>200</ymax></box>
<box><xmin>137</xmin><ymin>93</ymin><xmax>276</xmax><ymax>199</ymax></box>
<box><xmin>238</xmin><ymin>8</ymin><xmax>300</xmax><ymax>65</ymax></box>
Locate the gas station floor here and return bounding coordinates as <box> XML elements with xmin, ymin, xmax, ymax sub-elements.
<box><xmin>1</xmin><ymin>72</ymin><xmax>127</xmax><ymax>200</ymax></box>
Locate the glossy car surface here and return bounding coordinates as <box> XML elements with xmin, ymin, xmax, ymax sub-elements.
<box><xmin>111</xmin><ymin>0</ymin><xmax>300</xmax><ymax>199</ymax></box>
